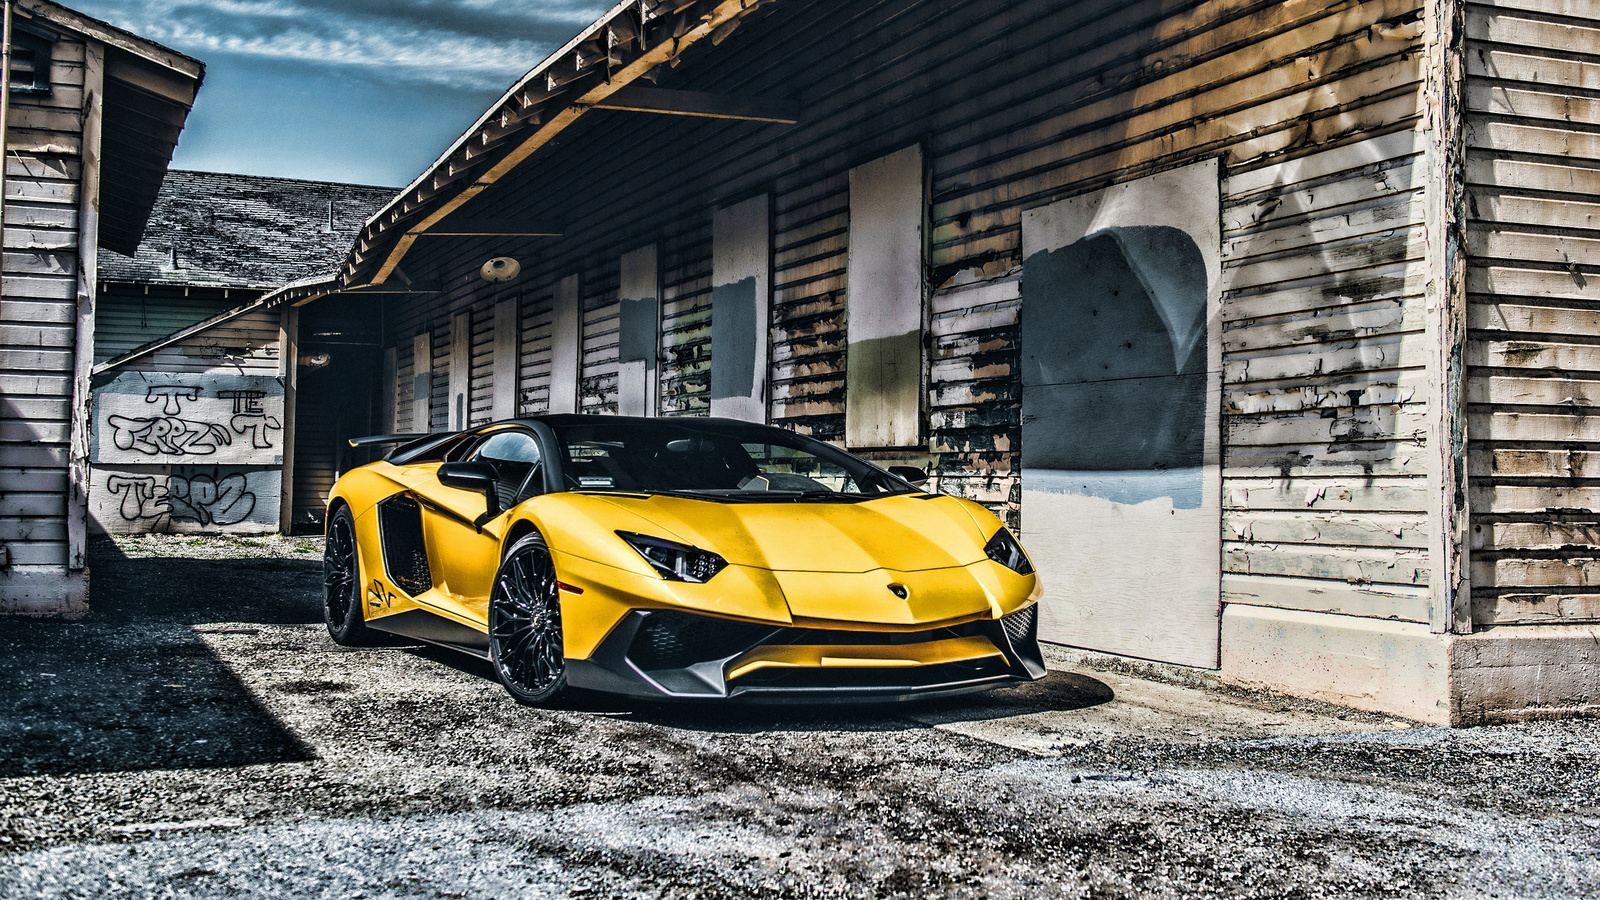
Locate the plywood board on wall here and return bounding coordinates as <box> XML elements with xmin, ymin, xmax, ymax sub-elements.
<box><xmin>550</xmin><ymin>274</ymin><xmax>582</xmax><ymax>414</ymax></box>
<box><xmin>492</xmin><ymin>297</ymin><xmax>519</xmax><ymax>421</ymax></box>
<box><xmin>411</xmin><ymin>332</ymin><xmax>432</xmax><ymax>433</ymax></box>
<box><xmin>711</xmin><ymin>194</ymin><xmax>770</xmax><ymax>422</ymax></box>
<box><xmin>89</xmin><ymin>464</ymin><xmax>281</xmax><ymax>534</ymax></box>
<box><xmin>846</xmin><ymin>144</ymin><xmax>925</xmax><ymax>448</ymax></box>
<box><xmin>1020</xmin><ymin>159</ymin><xmax>1223</xmax><ymax>669</ymax></box>
<box><xmin>618</xmin><ymin>244</ymin><xmax>660</xmax><ymax>417</ymax></box>
<box><xmin>90</xmin><ymin>372</ymin><xmax>286</xmax><ymax>467</ymax></box>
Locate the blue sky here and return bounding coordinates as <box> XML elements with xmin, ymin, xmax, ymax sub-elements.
<box><xmin>73</xmin><ymin>0</ymin><xmax>614</xmax><ymax>187</ymax></box>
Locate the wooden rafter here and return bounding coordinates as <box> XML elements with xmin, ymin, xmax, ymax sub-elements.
<box><xmin>587</xmin><ymin>84</ymin><xmax>798</xmax><ymax>123</ymax></box>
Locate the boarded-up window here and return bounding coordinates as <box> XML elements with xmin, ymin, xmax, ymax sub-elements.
<box><xmin>410</xmin><ymin>332</ymin><xmax>432</xmax><ymax>433</ymax></box>
<box><xmin>710</xmin><ymin>195</ymin><xmax>770</xmax><ymax>422</ymax></box>
<box><xmin>1019</xmin><ymin>159</ymin><xmax>1222</xmax><ymax>669</ymax></box>
<box><xmin>846</xmin><ymin>144</ymin><xmax>925</xmax><ymax>448</ymax></box>
<box><xmin>549</xmin><ymin>275</ymin><xmax>581</xmax><ymax>414</ymax></box>
<box><xmin>492</xmin><ymin>296</ymin><xmax>519</xmax><ymax>421</ymax></box>
<box><xmin>618</xmin><ymin>244</ymin><xmax>660</xmax><ymax>417</ymax></box>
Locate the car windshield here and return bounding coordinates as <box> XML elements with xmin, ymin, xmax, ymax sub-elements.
<box><xmin>548</xmin><ymin>418</ymin><xmax>917</xmax><ymax>501</ymax></box>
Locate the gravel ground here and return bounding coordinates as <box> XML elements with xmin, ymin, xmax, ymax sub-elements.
<box><xmin>1</xmin><ymin>534</ymin><xmax>1597</xmax><ymax>899</ymax></box>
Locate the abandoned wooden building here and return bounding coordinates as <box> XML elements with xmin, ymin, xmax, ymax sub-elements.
<box><xmin>103</xmin><ymin>0</ymin><xmax>1600</xmax><ymax>724</ymax></box>
<box><xmin>0</xmin><ymin>0</ymin><xmax>202</xmax><ymax>614</ymax></box>
<box><xmin>87</xmin><ymin>172</ymin><xmax>393</xmax><ymax>536</ymax></box>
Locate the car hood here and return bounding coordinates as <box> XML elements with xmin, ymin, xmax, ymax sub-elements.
<box><xmin>591</xmin><ymin>492</ymin><xmax>992</xmax><ymax>574</ymax></box>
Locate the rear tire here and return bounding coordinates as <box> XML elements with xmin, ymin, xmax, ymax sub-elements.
<box><xmin>488</xmin><ymin>532</ymin><xmax>567</xmax><ymax>706</ymax></box>
<box><xmin>324</xmin><ymin>505</ymin><xmax>378</xmax><ymax>646</ymax></box>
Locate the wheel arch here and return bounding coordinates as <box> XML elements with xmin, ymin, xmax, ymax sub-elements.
<box><xmin>325</xmin><ymin>495</ymin><xmax>351</xmax><ymax>536</ymax></box>
<box><xmin>502</xmin><ymin>517</ymin><xmax>544</xmax><ymax>558</ymax></box>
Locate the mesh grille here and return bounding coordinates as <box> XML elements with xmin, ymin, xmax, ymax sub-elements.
<box><xmin>736</xmin><ymin>658</ymin><xmax>1013</xmax><ymax>690</ymax></box>
<box><xmin>629</xmin><ymin>611</ymin><xmax>775</xmax><ymax>671</ymax></box>
<box><xmin>1001</xmin><ymin>604</ymin><xmax>1037</xmax><ymax>646</ymax></box>
<box><xmin>378</xmin><ymin>494</ymin><xmax>432</xmax><ymax>596</ymax></box>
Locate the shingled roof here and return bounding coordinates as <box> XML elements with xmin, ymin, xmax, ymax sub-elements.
<box><xmin>98</xmin><ymin>170</ymin><xmax>397</xmax><ymax>290</ymax></box>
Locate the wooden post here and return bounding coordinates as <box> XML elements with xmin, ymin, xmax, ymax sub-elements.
<box><xmin>1424</xmin><ymin>0</ymin><xmax>1471</xmax><ymax>635</ymax></box>
<box><xmin>278</xmin><ymin>304</ymin><xmax>299</xmax><ymax>535</ymax></box>
<box><xmin>66</xmin><ymin>42</ymin><xmax>104</xmax><ymax>570</ymax></box>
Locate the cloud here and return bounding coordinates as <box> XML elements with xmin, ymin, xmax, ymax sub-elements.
<box><xmin>72</xmin><ymin>0</ymin><xmax>612</xmax><ymax>90</ymax></box>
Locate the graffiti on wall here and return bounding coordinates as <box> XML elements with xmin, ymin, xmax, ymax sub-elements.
<box><xmin>92</xmin><ymin>373</ymin><xmax>285</xmax><ymax>466</ymax></box>
<box><xmin>90</xmin><ymin>466</ymin><xmax>280</xmax><ymax>534</ymax></box>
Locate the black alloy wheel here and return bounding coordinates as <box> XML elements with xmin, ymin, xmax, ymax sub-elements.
<box><xmin>323</xmin><ymin>506</ymin><xmax>376</xmax><ymax>646</ymax></box>
<box><xmin>489</xmin><ymin>532</ymin><xmax>567</xmax><ymax>705</ymax></box>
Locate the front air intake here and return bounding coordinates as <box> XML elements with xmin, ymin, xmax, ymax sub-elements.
<box><xmin>1001</xmin><ymin>604</ymin><xmax>1037</xmax><ymax>647</ymax></box>
<box><xmin>627</xmin><ymin>611</ymin><xmax>776</xmax><ymax>671</ymax></box>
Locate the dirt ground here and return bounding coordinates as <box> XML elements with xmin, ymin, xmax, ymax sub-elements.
<box><xmin>1</xmin><ymin>534</ymin><xmax>1597</xmax><ymax>899</ymax></box>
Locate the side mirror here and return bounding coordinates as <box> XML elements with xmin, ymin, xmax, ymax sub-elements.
<box><xmin>438</xmin><ymin>461</ymin><xmax>501</xmax><ymax>524</ymax></box>
<box><xmin>888</xmin><ymin>465</ymin><xmax>929</xmax><ymax>487</ymax></box>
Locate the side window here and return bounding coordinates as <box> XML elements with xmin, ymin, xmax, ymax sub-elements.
<box><xmin>471</xmin><ymin>431</ymin><xmax>544</xmax><ymax>506</ymax></box>
<box><xmin>9</xmin><ymin>30</ymin><xmax>53</xmax><ymax>95</ymax></box>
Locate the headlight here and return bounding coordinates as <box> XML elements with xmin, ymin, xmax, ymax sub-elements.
<box><xmin>617</xmin><ymin>531</ymin><xmax>728</xmax><ymax>583</ymax></box>
<box><xmin>985</xmin><ymin>527</ymin><xmax>1034</xmax><ymax>575</ymax></box>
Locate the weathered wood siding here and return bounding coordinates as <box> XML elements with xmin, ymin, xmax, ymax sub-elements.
<box><xmin>1464</xmin><ymin>0</ymin><xmax>1600</xmax><ymax>626</ymax></box>
<box><xmin>0</xmin><ymin>31</ymin><xmax>90</xmax><ymax>597</ymax></box>
<box><xmin>368</xmin><ymin>0</ymin><xmax>1442</xmax><ymax>656</ymax></box>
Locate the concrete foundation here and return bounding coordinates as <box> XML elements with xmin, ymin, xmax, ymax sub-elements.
<box><xmin>1219</xmin><ymin>604</ymin><xmax>1453</xmax><ymax>725</ymax></box>
<box><xmin>0</xmin><ymin>567</ymin><xmax>89</xmax><ymax>617</ymax></box>
<box><xmin>1452</xmin><ymin>624</ymin><xmax>1600</xmax><ymax>725</ymax></box>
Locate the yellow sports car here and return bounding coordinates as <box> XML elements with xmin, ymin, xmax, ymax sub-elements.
<box><xmin>323</xmin><ymin>415</ymin><xmax>1044</xmax><ymax>705</ymax></box>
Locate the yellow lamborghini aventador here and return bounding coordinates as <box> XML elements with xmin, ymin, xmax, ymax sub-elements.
<box><xmin>323</xmin><ymin>415</ymin><xmax>1044</xmax><ymax>705</ymax></box>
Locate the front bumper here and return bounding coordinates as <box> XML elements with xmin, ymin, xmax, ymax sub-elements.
<box><xmin>565</xmin><ymin>603</ymin><xmax>1046</xmax><ymax>702</ymax></box>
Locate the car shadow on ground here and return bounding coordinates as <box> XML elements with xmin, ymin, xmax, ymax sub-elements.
<box><xmin>0</xmin><ymin>537</ymin><xmax>320</xmax><ymax>778</ymax></box>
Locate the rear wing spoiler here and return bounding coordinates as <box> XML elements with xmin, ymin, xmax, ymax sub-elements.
<box><xmin>347</xmin><ymin>433</ymin><xmax>429</xmax><ymax>448</ymax></box>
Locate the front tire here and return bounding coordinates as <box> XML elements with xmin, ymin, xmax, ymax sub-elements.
<box><xmin>489</xmin><ymin>532</ymin><xmax>567</xmax><ymax>706</ymax></box>
<box><xmin>323</xmin><ymin>505</ymin><xmax>377</xmax><ymax>646</ymax></box>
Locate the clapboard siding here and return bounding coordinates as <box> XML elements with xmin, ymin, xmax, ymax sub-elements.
<box><xmin>580</xmin><ymin>257</ymin><xmax>621</xmax><ymax>415</ymax></box>
<box><xmin>107</xmin><ymin>307</ymin><xmax>282</xmax><ymax>376</ymax></box>
<box><xmin>0</xmin><ymin>34</ymin><xmax>89</xmax><ymax>573</ymax></box>
<box><xmin>660</xmin><ymin>224</ymin><xmax>713</xmax><ymax>417</ymax></box>
<box><xmin>517</xmin><ymin>280</ymin><xmax>557</xmax><ymax>415</ymax></box>
<box><xmin>469</xmin><ymin>299</ymin><xmax>495</xmax><ymax>426</ymax></box>
<box><xmin>1464</xmin><ymin>0</ymin><xmax>1600</xmax><ymax>626</ymax></box>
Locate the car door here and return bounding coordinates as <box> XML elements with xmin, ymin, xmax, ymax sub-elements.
<box><xmin>412</xmin><ymin>427</ymin><xmax>544</xmax><ymax>623</ymax></box>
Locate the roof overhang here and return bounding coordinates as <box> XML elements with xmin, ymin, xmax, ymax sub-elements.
<box><xmin>340</xmin><ymin>0</ymin><xmax>779</xmax><ymax>290</ymax></box>
<box><xmin>14</xmin><ymin>0</ymin><xmax>204</xmax><ymax>256</ymax></box>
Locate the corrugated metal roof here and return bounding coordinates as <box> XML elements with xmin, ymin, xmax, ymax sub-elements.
<box><xmin>99</xmin><ymin>170</ymin><xmax>397</xmax><ymax>289</ymax></box>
